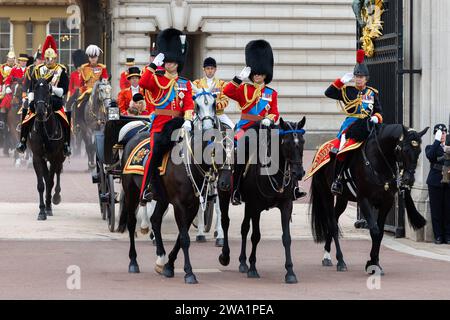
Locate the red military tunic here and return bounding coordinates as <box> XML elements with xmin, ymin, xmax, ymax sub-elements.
<box><xmin>120</xmin><ymin>71</ymin><xmax>130</xmax><ymax>90</ymax></box>
<box><xmin>0</xmin><ymin>65</ymin><xmax>26</xmax><ymax>109</ymax></box>
<box><xmin>68</xmin><ymin>69</ymin><xmax>82</xmax><ymax>99</ymax></box>
<box><xmin>223</xmin><ymin>77</ymin><xmax>279</xmax><ymax>140</ymax></box>
<box><xmin>138</xmin><ymin>66</ymin><xmax>194</xmax><ymax>195</ymax></box>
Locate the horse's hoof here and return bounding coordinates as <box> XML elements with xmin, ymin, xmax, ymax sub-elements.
<box><xmin>322</xmin><ymin>258</ymin><xmax>333</xmax><ymax>267</ymax></box>
<box><xmin>37</xmin><ymin>213</ymin><xmax>47</xmax><ymax>221</ymax></box>
<box><xmin>219</xmin><ymin>254</ymin><xmax>230</xmax><ymax>266</ymax></box>
<box><xmin>162</xmin><ymin>264</ymin><xmax>174</xmax><ymax>278</ymax></box>
<box><xmin>365</xmin><ymin>261</ymin><xmax>384</xmax><ymax>276</ymax></box>
<box><xmin>154</xmin><ymin>264</ymin><xmax>164</xmax><ymax>275</ymax></box>
<box><xmin>285</xmin><ymin>274</ymin><xmax>298</xmax><ymax>284</ymax></box>
<box><xmin>128</xmin><ymin>262</ymin><xmax>140</xmax><ymax>273</ymax></box>
<box><xmin>184</xmin><ymin>274</ymin><xmax>198</xmax><ymax>284</ymax></box>
<box><xmin>140</xmin><ymin>226</ymin><xmax>149</xmax><ymax>235</ymax></box>
<box><xmin>52</xmin><ymin>194</ymin><xmax>61</xmax><ymax>205</ymax></box>
<box><xmin>247</xmin><ymin>270</ymin><xmax>260</xmax><ymax>279</ymax></box>
<box><xmin>196</xmin><ymin>235</ymin><xmax>206</xmax><ymax>242</ymax></box>
<box><xmin>239</xmin><ymin>263</ymin><xmax>248</xmax><ymax>273</ymax></box>
<box><xmin>336</xmin><ymin>263</ymin><xmax>348</xmax><ymax>272</ymax></box>
<box><xmin>45</xmin><ymin>209</ymin><xmax>53</xmax><ymax>217</ymax></box>
<box><xmin>215</xmin><ymin>238</ymin><xmax>224</xmax><ymax>247</ymax></box>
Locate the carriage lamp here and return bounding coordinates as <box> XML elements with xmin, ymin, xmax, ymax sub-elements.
<box><xmin>108</xmin><ymin>106</ymin><xmax>120</xmax><ymax>121</ymax></box>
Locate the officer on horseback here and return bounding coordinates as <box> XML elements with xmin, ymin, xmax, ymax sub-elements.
<box><xmin>79</xmin><ymin>44</ymin><xmax>109</xmax><ymax>101</ymax></box>
<box><xmin>16</xmin><ymin>35</ymin><xmax>71</xmax><ymax>156</ymax></box>
<box><xmin>139</xmin><ymin>28</ymin><xmax>194</xmax><ymax>203</ymax></box>
<box><xmin>193</xmin><ymin>57</ymin><xmax>233</xmax><ymax>129</ymax></box>
<box><xmin>325</xmin><ymin>49</ymin><xmax>383</xmax><ymax>195</ymax></box>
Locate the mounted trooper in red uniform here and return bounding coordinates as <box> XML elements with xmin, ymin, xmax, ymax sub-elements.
<box><xmin>139</xmin><ymin>28</ymin><xmax>194</xmax><ymax>203</ymax></box>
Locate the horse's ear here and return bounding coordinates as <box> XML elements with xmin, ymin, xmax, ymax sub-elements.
<box><xmin>418</xmin><ymin>127</ymin><xmax>430</xmax><ymax>137</ymax></box>
<box><xmin>402</xmin><ymin>125</ymin><xmax>409</xmax><ymax>138</ymax></box>
<box><xmin>279</xmin><ymin>117</ymin><xmax>285</xmax><ymax>129</ymax></box>
<box><xmin>298</xmin><ymin>116</ymin><xmax>306</xmax><ymax>129</ymax></box>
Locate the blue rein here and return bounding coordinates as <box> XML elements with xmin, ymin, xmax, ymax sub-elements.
<box><xmin>279</xmin><ymin>129</ymin><xmax>306</xmax><ymax>136</ymax></box>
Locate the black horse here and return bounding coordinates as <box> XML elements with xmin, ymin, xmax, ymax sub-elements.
<box><xmin>218</xmin><ymin>117</ymin><xmax>306</xmax><ymax>283</ymax></box>
<box><xmin>118</xmin><ymin>88</ymin><xmax>221</xmax><ymax>284</ymax></box>
<box><xmin>29</xmin><ymin>79</ymin><xmax>66</xmax><ymax>220</ymax></box>
<box><xmin>310</xmin><ymin>122</ymin><xmax>429</xmax><ymax>274</ymax></box>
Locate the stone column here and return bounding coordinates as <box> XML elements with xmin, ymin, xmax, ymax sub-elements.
<box><xmin>12</xmin><ymin>21</ymin><xmax>27</xmax><ymax>55</ymax></box>
<box><xmin>405</xmin><ymin>0</ymin><xmax>450</xmax><ymax>241</ymax></box>
<box><xmin>32</xmin><ymin>21</ymin><xmax>47</xmax><ymax>53</ymax></box>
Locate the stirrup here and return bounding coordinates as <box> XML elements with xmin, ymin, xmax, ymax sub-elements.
<box><xmin>64</xmin><ymin>144</ymin><xmax>72</xmax><ymax>157</ymax></box>
<box><xmin>16</xmin><ymin>142</ymin><xmax>26</xmax><ymax>154</ymax></box>
<box><xmin>231</xmin><ymin>189</ymin><xmax>242</xmax><ymax>206</ymax></box>
<box><xmin>331</xmin><ymin>179</ymin><xmax>343</xmax><ymax>196</ymax></box>
<box><xmin>293</xmin><ymin>186</ymin><xmax>307</xmax><ymax>200</ymax></box>
<box><xmin>140</xmin><ymin>188</ymin><xmax>153</xmax><ymax>205</ymax></box>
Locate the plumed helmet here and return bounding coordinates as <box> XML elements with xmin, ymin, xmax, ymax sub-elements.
<box><xmin>245</xmin><ymin>40</ymin><xmax>274</xmax><ymax>84</ymax></box>
<box><xmin>6</xmin><ymin>48</ymin><xmax>15</xmax><ymax>60</ymax></box>
<box><xmin>42</xmin><ymin>35</ymin><xmax>58</xmax><ymax>60</ymax></box>
<box><xmin>72</xmin><ymin>49</ymin><xmax>88</xmax><ymax>68</ymax></box>
<box><xmin>354</xmin><ymin>49</ymin><xmax>370</xmax><ymax>77</ymax></box>
<box><xmin>85</xmin><ymin>44</ymin><xmax>103</xmax><ymax>57</ymax></box>
<box><xmin>156</xmin><ymin>28</ymin><xmax>188</xmax><ymax>73</ymax></box>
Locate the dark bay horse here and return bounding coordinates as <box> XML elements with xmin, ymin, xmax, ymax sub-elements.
<box><xmin>218</xmin><ymin>117</ymin><xmax>306</xmax><ymax>283</ymax></box>
<box><xmin>29</xmin><ymin>79</ymin><xmax>66</xmax><ymax>220</ymax></box>
<box><xmin>310</xmin><ymin>122</ymin><xmax>429</xmax><ymax>274</ymax></box>
<box><xmin>119</xmin><ymin>87</ymin><xmax>222</xmax><ymax>284</ymax></box>
<box><xmin>75</xmin><ymin>81</ymin><xmax>111</xmax><ymax>169</ymax></box>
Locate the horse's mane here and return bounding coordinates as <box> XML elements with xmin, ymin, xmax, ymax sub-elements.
<box><xmin>91</xmin><ymin>81</ymin><xmax>100</xmax><ymax>105</ymax></box>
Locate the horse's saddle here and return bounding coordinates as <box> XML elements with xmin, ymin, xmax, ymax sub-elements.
<box><xmin>305</xmin><ymin>138</ymin><xmax>363</xmax><ymax>180</ymax></box>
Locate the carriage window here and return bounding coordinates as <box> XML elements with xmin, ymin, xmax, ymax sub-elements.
<box><xmin>49</xmin><ymin>18</ymin><xmax>80</xmax><ymax>73</ymax></box>
<box><xmin>0</xmin><ymin>18</ymin><xmax>11</xmax><ymax>63</ymax></box>
<box><xmin>26</xmin><ymin>22</ymin><xmax>33</xmax><ymax>57</ymax></box>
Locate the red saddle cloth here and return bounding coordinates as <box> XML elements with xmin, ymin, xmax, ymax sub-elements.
<box><xmin>305</xmin><ymin>137</ymin><xmax>363</xmax><ymax>180</ymax></box>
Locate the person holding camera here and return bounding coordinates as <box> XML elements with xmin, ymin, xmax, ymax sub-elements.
<box><xmin>426</xmin><ymin>124</ymin><xmax>450</xmax><ymax>244</ymax></box>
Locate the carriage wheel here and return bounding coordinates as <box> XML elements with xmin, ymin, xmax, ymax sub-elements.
<box><xmin>105</xmin><ymin>174</ymin><xmax>116</xmax><ymax>232</ymax></box>
<box><xmin>96</xmin><ymin>156</ymin><xmax>107</xmax><ymax>220</ymax></box>
<box><xmin>203</xmin><ymin>200</ymin><xmax>214</xmax><ymax>233</ymax></box>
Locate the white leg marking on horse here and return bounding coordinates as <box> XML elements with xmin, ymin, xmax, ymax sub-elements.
<box><xmin>323</xmin><ymin>251</ymin><xmax>332</xmax><ymax>261</ymax></box>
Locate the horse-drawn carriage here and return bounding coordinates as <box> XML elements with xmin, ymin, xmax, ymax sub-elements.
<box><xmin>91</xmin><ymin>102</ymin><xmax>150</xmax><ymax>232</ymax></box>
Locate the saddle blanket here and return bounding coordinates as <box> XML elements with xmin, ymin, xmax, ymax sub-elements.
<box><xmin>22</xmin><ymin>108</ymin><xmax>69</xmax><ymax>126</ymax></box>
<box><xmin>122</xmin><ymin>137</ymin><xmax>170</xmax><ymax>176</ymax></box>
<box><xmin>304</xmin><ymin>137</ymin><xmax>363</xmax><ymax>180</ymax></box>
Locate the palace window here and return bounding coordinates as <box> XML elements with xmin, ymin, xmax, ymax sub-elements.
<box><xmin>0</xmin><ymin>18</ymin><xmax>11</xmax><ymax>63</ymax></box>
<box><xmin>49</xmin><ymin>18</ymin><xmax>80</xmax><ymax>73</ymax></box>
<box><xmin>26</xmin><ymin>22</ymin><xmax>33</xmax><ymax>57</ymax></box>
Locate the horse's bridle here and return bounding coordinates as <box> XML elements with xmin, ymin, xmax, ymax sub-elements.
<box><xmin>193</xmin><ymin>89</ymin><xmax>216</xmax><ymax>125</ymax></box>
<box><xmin>259</xmin><ymin>122</ymin><xmax>306</xmax><ymax>195</ymax></box>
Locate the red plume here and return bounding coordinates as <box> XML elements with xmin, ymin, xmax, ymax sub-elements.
<box><xmin>41</xmin><ymin>35</ymin><xmax>58</xmax><ymax>59</ymax></box>
<box><xmin>356</xmin><ymin>49</ymin><xmax>365</xmax><ymax>64</ymax></box>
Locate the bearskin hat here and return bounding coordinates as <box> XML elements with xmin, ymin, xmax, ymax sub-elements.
<box><xmin>156</xmin><ymin>28</ymin><xmax>188</xmax><ymax>73</ymax></box>
<box><xmin>72</xmin><ymin>49</ymin><xmax>88</xmax><ymax>68</ymax></box>
<box><xmin>245</xmin><ymin>40</ymin><xmax>274</xmax><ymax>84</ymax></box>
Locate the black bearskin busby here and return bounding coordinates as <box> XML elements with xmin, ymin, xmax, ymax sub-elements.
<box><xmin>245</xmin><ymin>40</ymin><xmax>274</xmax><ymax>84</ymax></box>
<box><xmin>72</xmin><ymin>49</ymin><xmax>88</xmax><ymax>69</ymax></box>
<box><xmin>156</xmin><ymin>28</ymin><xmax>188</xmax><ymax>73</ymax></box>
<box><xmin>354</xmin><ymin>49</ymin><xmax>369</xmax><ymax>77</ymax></box>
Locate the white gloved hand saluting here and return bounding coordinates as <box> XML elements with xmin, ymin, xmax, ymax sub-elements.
<box><xmin>237</xmin><ymin>66</ymin><xmax>251</xmax><ymax>80</ymax></box>
<box><xmin>182</xmin><ymin>120</ymin><xmax>192</xmax><ymax>132</ymax></box>
<box><xmin>340</xmin><ymin>72</ymin><xmax>354</xmax><ymax>84</ymax></box>
<box><xmin>153</xmin><ymin>53</ymin><xmax>165</xmax><ymax>67</ymax></box>
<box><xmin>435</xmin><ymin>129</ymin><xmax>443</xmax><ymax>142</ymax></box>
<box><xmin>370</xmin><ymin>116</ymin><xmax>379</xmax><ymax>124</ymax></box>
<box><xmin>261</xmin><ymin>118</ymin><xmax>272</xmax><ymax>127</ymax></box>
<box><xmin>5</xmin><ymin>87</ymin><xmax>11</xmax><ymax>94</ymax></box>
<box><xmin>51</xmin><ymin>86</ymin><xmax>64</xmax><ymax>98</ymax></box>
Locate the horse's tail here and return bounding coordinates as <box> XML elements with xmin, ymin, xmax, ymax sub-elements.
<box><xmin>404</xmin><ymin>189</ymin><xmax>427</xmax><ymax>230</ymax></box>
<box><xmin>310</xmin><ymin>166</ymin><xmax>334</xmax><ymax>243</ymax></box>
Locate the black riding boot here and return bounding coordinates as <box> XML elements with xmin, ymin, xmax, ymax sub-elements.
<box><xmin>0</xmin><ymin>112</ymin><xmax>6</xmax><ymax>149</ymax></box>
<box><xmin>140</xmin><ymin>176</ymin><xmax>155</xmax><ymax>205</ymax></box>
<box><xmin>63</xmin><ymin>111</ymin><xmax>72</xmax><ymax>157</ymax></box>
<box><xmin>331</xmin><ymin>156</ymin><xmax>345</xmax><ymax>196</ymax></box>
<box><xmin>232</xmin><ymin>163</ymin><xmax>245</xmax><ymax>205</ymax></box>
<box><xmin>16</xmin><ymin>109</ymin><xmax>29</xmax><ymax>154</ymax></box>
<box><xmin>292</xmin><ymin>181</ymin><xmax>307</xmax><ymax>200</ymax></box>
